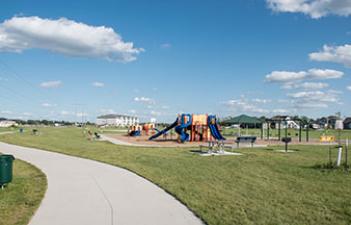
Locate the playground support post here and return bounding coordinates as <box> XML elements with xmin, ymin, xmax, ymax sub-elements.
<box><xmin>278</xmin><ymin>122</ymin><xmax>281</xmax><ymax>141</ymax></box>
<box><xmin>261</xmin><ymin>124</ymin><xmax>263</xmax><ymax>140</ymax></box>
<box><xmin>267</xmin><ymin>123</ymin><xmax>270</xmax><ymax>141</ymax></box>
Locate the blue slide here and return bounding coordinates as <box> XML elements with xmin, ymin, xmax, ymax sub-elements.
<box><xmin>208</xmin><ymin>115</ymin><xmax>226</xmax><ymax>141</ymax></box>
<box><xmin>175</xmin><ymin>114</ymin><xmax>192</xmax><ymax>143</ymax></box>
<box><xmin>148</xmin><ymin>119</ymin><xmax>179</xmax><ymax>140</ymax></box>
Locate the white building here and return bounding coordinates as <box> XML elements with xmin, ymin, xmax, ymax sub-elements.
<box><xmin>96</xmin><ymin>114</ymin><xmax>139</xmax><ymax>127</ymax></box>
<box><xmin>0</xmin><ymin>120</ymin><xmax>18</xmax><ymax>128</ymax></box>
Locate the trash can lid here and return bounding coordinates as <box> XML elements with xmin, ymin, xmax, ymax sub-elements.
<box><xmin>0</xmin><ymin>154</ymin><xmax>15</xmax><ymax>160</ymax></box>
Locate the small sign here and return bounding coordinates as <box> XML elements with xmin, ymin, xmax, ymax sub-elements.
<box><xmin>335</xmin><ymin>120</ymin><xmax>344</xmax><ymax>130</ymax></box>
<box><xmin>320</xmin><ymin>135</ymin><xmax>335</xmax><ymax>142</ymax></box>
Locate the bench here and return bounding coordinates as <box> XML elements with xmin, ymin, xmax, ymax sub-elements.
<box><xmin>235</xmin><ymin>136</ymin><xmax>257</xmax><ymax>148</ymax></box>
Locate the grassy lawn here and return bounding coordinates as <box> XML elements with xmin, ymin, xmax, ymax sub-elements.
<box><xmin>0</xmin><ymin>127</ymin><xmax>350</xmax><ymax>225</ymax></box>
<box><xmin>0</xmin><ymin>157</ymin><xmax>47</xmax><ymax>225</ymax></box>
<box><xmin>0</xmin><ymin>127</ymin><xmax>19</xmax><ymax>133</ymax></box>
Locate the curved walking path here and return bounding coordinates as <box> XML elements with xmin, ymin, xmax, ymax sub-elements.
<box><xmin>0</xmin><ymin>142</ymin><xmax>203</xmax><ymax>225</ymax></box>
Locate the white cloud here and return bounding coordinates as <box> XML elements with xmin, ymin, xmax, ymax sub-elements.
<box><xmin>160</xmin><ymin>43</ymin><xmax>171</xmax><ymax>49</ymax></box>
<box><xmin>272</xmin><ymin>109</ymin><xmax>288</xmax><ymax>114</ymax></box>
<box><xmin>41</xmin><ymin>103</ymin><xmax>57</xmax><ymax>107</ymax></box>
<box><xmin>161</xmin><ymin>105</ymin><xmax>170</xmax><ymax>109</ymax></box>
<box><xmin>347</xmin><ymin>85</ymin><xmax>351</xmax><ymax>91</ymax></box>
<box><xmin>60</xmin><ymin>110</ymin><xmax>72</xmax><ymax>116</ymax></box>
<box><xmin>309</xmin><ymin>44</ymin><xmax>351</xmax><ymax>67</ymax></box>
<box><xmin>0</xmin><ymin>110</ymin><xmax>12</xmax><ymax>115</ymax></box>
<box><xmin>265</xmin><ymin>71</ymin><xmax>307</xmax><ymax>82</ymax></box>
<box><xmin>92</xmin><ymin>82</ymin><xmax>105</xmax><ymax>88</ymax></box>
<box><xmin>40</xmin><ymin>80</ymin><xmax>62</xmax><ymax>88</ymax></box>
<box><xmin>150</xmin><ymin>110</ymin><xmax>162</xmax><ymax>116</ymax></box>
<box><xmin>266</xmin><ymin>69</ymin><xmax>344</xmax><ymax>83</ymax></box>
<box><xmin>288</xmin><ymin>90</ymin><xmax>341</xmax><ymax>108</ymax></box>
<box><xmin>288</xmin><ymin>90</ymin><xmax>338</xmax><ymax>102</ymax></box>
<box><xmin>282</xmin><ymin>81</ymin><xmax>329</xmax><ymax>90</ymax></box>
<box><xmin>129</xmin><ymin>109</ymin><xmax>137</xmax><ymax>114</ymax></box>
<box><xmin>224</xmin><ymin>99</ymin><xmax>270</xmax><ymax>114</ymax></box>
<box><xmin>0</xmin><ymin>16</ymin><xmax>143</xmax><ymax>62</ymax></box>
<box><xmin>252</xmin><ymin>98</ymin><xmax>272</xmax><ymax>104</ymax></box>
<box><xmin>76</xmin><ymin>112</ymin><xmax>88</xmax><ymax>117</ymax></box>
<box><xmin>134</xmin><ymin>96</ymin><xmax>155</xmax><ymax>105</ymax></box>
<box><xmin>99</xmin><ymin>109</ymin><xmax>116</xmax><ymax>114</ymax></box>
<box><xmin>308</xmin><ymin>68</ymin><xmax>344</xmax><ymax>79</ymax></box>
<box><xmin>267</xmin><ymin>0</ymin><xmax>351</xmax><ymax>19</ymax></box>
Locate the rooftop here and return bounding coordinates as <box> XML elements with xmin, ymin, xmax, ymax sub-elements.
<box><xmin>97</xmin><ymin>114</ymin><xmax>138</xmax><ymax>119</ymax></box>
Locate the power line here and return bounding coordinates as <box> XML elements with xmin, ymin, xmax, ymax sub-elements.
<box><xmin>0</xmin><ymin>58</ymin><xmax>62</xmax><ymax>119</ymax></box>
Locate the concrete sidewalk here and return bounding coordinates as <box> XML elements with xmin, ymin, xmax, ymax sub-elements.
<box><xmin>0</xmin><ymin>142</ymin><xmax>203</xmax><ymax>225</ymax></box>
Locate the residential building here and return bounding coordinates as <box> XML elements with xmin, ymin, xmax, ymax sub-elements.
<box><xmin>344</xmin><ymin>117</ymin><xmax>351</xmax><ymax>130</ymax></box>
<box><xmin>0</xmin><ymin>120</ymin><xmax>17</xmax><ymax>127</ymax></box>
<box><xmin>96</xmin><ymin>114</ymin><xmax>139</xmax><ymax>127</ymax></box>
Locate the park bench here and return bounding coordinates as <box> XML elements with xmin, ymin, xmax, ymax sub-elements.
<box><xmin>235</xmin><ymin>136</ymin><xmax>257</xmax><ymax>148</ymax></box>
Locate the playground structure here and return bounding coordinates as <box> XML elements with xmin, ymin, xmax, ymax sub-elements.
<box><xmin>149</xmin><ymin>114</ymin><xmax>225</xmax><ymax>143</ymax></box>
<box><xmin>261</xmin><ymin>119</ymin><xmax>311</xmax><ymax>142</ymax></box>
<box><xmin>129</xmin><ymin>123</ymin><xmax>155</xmax><ymax>137</ymax></box>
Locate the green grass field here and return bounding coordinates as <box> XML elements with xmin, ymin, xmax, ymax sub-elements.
<box><xmin>0</xmin><ymin>158</ymin><xmax>47</xmax><ymax>225</ymax></box>
<box><xmin>0</xmin><ymin>127</ymin><xmax>350</xmax><ymax>225</ymax></box>
<box><xmin>0</xmin><ymin>127</ymin><xmax>18</xmax><ymax>133</ymax></box>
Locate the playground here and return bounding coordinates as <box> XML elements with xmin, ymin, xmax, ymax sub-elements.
<box><xmin>101</xmin><ymin>113</ymin><xmax>349</xmax><ymax>150</ymax></box>
<box><xmin>117</xmin><ymin>114</ymin><xmax>232</xmax><ymax>150</ymax></box>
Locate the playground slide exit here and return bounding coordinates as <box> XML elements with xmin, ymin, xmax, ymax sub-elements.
<box><xmin>208</xmin><ymin>115</ymin><xmax>226</xmax><ymax>141</ymax></box>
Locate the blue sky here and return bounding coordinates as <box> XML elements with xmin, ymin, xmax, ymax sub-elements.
<box><xmin>0</xmin><ymin>0</ymin><xmax>350</xmax><ymax>122</ymax></box>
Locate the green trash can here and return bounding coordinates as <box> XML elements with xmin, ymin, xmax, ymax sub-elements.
<box><xmin>0</xmin><ymin>154</ymin><xmax>15</xmax><ymax>187</ymax></box>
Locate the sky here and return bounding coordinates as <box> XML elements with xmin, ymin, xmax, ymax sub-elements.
<box><xmin>0</xmin><ymin>0</ymin><xmax>350</xmax><ymax>122</ymax></box>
